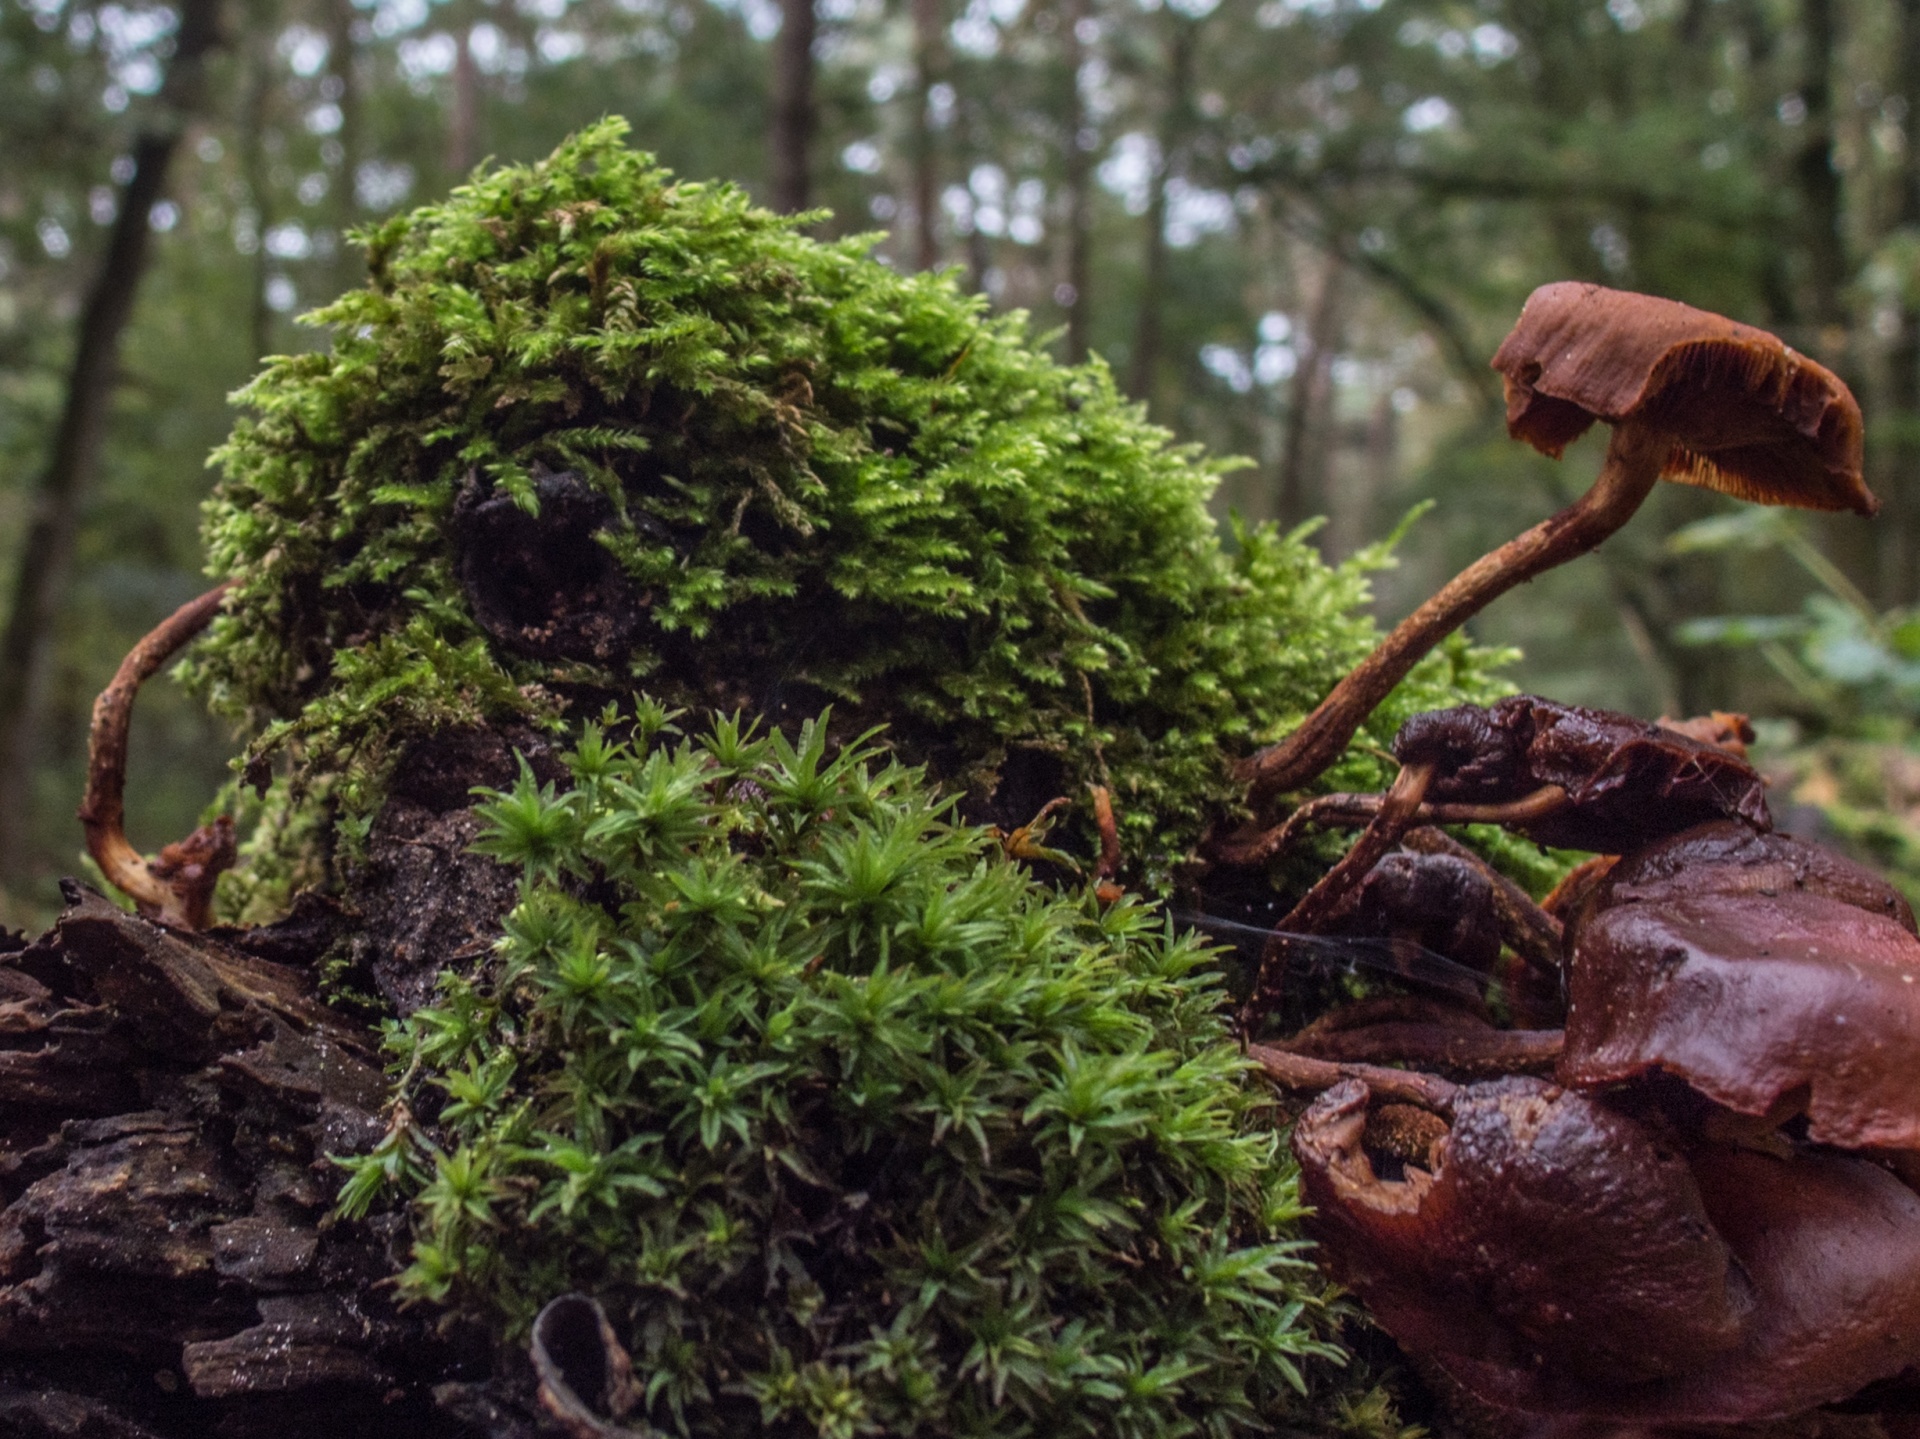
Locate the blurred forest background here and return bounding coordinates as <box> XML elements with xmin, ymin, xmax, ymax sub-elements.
<box><xmin>5</xmin><ymin>0</ymin><xmax>1920</xmax><ymax>925</ymax></box>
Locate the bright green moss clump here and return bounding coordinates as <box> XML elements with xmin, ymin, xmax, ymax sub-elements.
<box><xmin>192</xmin><ymin>119</ymin><xmax>1509</xmax><ymax>888</ymax></box>
<box><xmin>341</xmin><ymin>708</ymin><xmax>1357</xmax><ymax>1438</ymax></box>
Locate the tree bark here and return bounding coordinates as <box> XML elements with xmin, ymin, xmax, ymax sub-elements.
<box><xmin>769</xmin><ymin>0</ymin><xmax>817</xmax><ymax>213</ymax></box>
<box><xmin>447</xmin><ymin>19</ymin><xmax>479</xmax><ymax>179</ymax></box>
<box><xmin>0</xmin><ymin>0</ymin><xmax>222</xmax><ymax>885</ymax></box>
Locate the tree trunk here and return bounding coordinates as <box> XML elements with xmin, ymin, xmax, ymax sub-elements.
<box><xmin>0</xmin><ymin>0</ymin><xmax>222</xmax><ymax>885</ymax></box>
<box><xmin>769</xmin><ymin>0</ymin><xmax>817</xmax><ymax>213</ymax></box>
<box><xmin>1796</xmin><ymin>0</ymin><xmax>1846</xmax><ymax>335</ymax></box>
<box><xmin>1129</xmin><ymin>16</ymin><xmax>1194</xmax><ymax>404</ymax></box>
<box><xmin>911</xmin><ymin>0</ymin><xmax>942</xmax><ymax>270</ymax></box>
<box><xmin>328</xmin><ymin>0</ymin><xmax>366</xmax><ymax>293</ymax></box>
<box><xmin>1276</xmin><ymin>255</ymin><xmax>1344</xmax><ymax>529</ymax></box>
<box><xmin>447</xmin><ymin>20</ymin><xmax>479</xmax><ymax>179</ymax></box>
<box><xmin>1060</xmin><ymin>0</ymin><xmax>1092</xmax><ymax>361</ymax></box>
<box><xmin>1883</xmin><ymin>0</ymin><xmax>1920</xmax><ymax>605</ymax></box>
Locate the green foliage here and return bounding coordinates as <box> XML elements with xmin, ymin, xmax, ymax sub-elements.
<box><xmin>343</xmin><ymin>711</ymin><xmax>1350</xmax><ymax>1438</ymax></box>
<box><xmin>190</xmin><ymin>121</ymin><xmax>1511</xmax><ymax>890</ymax></box>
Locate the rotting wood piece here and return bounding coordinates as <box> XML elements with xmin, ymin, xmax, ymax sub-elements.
<box><xmin>0</xmin><ymin>884</ymin><xmax>498</xmax><ymax>1438</ymax></box>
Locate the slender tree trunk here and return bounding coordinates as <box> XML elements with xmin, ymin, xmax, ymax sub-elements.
<box><xmin>911</xmin><ymin>0</ymin><xmax>942</xmax><ymax>269</ymax></box>
<box><xmin>1882</xmin><ymin>0</ymin><xmax>1920</xmax><ymax>603</ymax></box>
<box><xmin>0</xmin><ymin>0</ymin><xmax>222</xmax><ymax>883</ymax></box>
<box><xmin>328</xmin><ymin>0</ymin><xmax>365</xmax><ymax>291</ymax></box>
<box><xmin>1797</xmin><ymin>0</ymin><xmax>1846</xmax><ymax>333</ymax></box>
<box><xmin>1276</xmin><ymin>255</ymin><xmax>1344</xmax><ymax>528</ymax></box>
<box><xmin>1129</xmin><ymin>14</ymin><xmax>1194</xmax><ymax>403</ymax></box>
<box><xmin>769</xmin><ymin>0</ymin><xmax>817</xmax><ymax>213</ymax></box>
<box><xmin>239</xmin><ymin>25</ymin><xmax>275</xmax><ymax>365</ymax></box>
<box><xmin>1060</xmin><ymin>0</ymin><xmax>1092</xmax><ymax>360</ymax></box>
<box><xmin>447</xmin><ymin>20</ymin><xmax>479</xmax><ymax>178</ymax></box>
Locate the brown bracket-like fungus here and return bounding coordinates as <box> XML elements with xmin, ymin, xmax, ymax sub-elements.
<box><xmin>1243</xmin><ymin>283</ymin><xmax>1872</xmax><ymax>806</ymax></box>
<box><xmin>1562</xmin><ymin>822</ymin><xmax>1920</xmax><ymax>1151</ymax></box>
<box><xmin>1293</xmin><ymin>1077</ymin><xmax>1920</xmax><ymax>1422</ymax></box>
<box><xmin>77</xmin><ymin>582</ymin><xmax>235</xmax><ymax>930</ymax></box>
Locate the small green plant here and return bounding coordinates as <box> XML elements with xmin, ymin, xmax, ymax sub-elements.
<box><xmin>342</xmin><ymin>707</ymin><xmax>1349</xmax><ymax>1438</ymax></box>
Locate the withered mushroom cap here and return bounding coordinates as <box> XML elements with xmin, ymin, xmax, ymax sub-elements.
<box><xmin>1295</xmin><ymin>1079</ymin><xmax>1920</xmax><ymax>1422</ymax></box>
<box><xmin>1563</xmin><ymin>884</ymin><xmax>1920</xmax><ymax>1150</ymax></box>
<box><xmin>1393</xmin><ymin>696</ymin><xmax>1771</xmax><ymax>854</ymax></box>
<box><xmin>1493</xmin><ymin>282</ymin><xmax>1874</xmax><ymax>516</ymax></box>
<box><xmin>1294</xmin><ymin>1077</ymin><xmax>1747</xmax><ymax>1393</ymax></box>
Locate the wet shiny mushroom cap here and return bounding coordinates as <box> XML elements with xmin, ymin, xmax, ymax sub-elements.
<box><xmin>1591</xmin><ymin>820</ymin><xmax>1916</xmax><ymax>935</ymax></box>
<box><xmin>1563</xmin><ymin>881</ymin><xmax>1920</xmax><ymax>1150</ymax></box>
<box><xmin>1492</xmin><ymin>282</ymin><xmax>1875</xmax><ymax>516</ymax></box>
<box><xmin>1294</xmin><ymin>1078</ymin><xmax>1920</xmax><ymax>1422</ymax></box>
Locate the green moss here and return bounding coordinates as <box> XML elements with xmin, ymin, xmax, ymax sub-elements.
<box><xmin>191</xmin><ymin>120</ymin><xmax>1511</xmax><ymax>890</ymax></box>
<box><xmin>341</xmin><ymin>711</ymin><xmax>1358</xmax><ymax>1438</ymax></box>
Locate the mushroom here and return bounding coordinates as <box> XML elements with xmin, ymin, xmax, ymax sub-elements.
<box><xmin>1244</xmin><ymin>282</ymin><xmax>1873</xmax><ymax>806</ymax></box>
<box><xmin>1562</xmin><ymin>825</ymin><xmax>1920</xmax><ymax>1150</ymax></box>
<box><xmin>78</xmin><ymin>582</ymin><xmax>236</xmax><ymax>929</ymax></box>
<box><xmin>1391</xmin><ymin>694</ymin><xmax>1772</xmax><ymax>853</ymax></box>
<box><xmin>1293</xmin><ymin>1077</ymin><xmax>1748</xmax><ymax>1398</ymax></box>
<box><xmin>1294</xmin><ymin>1077</ymin><xmax>1920</xmax><ymax>1422</ymax></box>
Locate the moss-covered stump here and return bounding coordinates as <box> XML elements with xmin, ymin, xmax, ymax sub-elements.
<box><xmin>66</xmin><ymin>121</ymin><xmax>1547</xmax><ymax>1437</ymax></box>
<box><xmin>186</xmin><ymin>119</ymin><xmax>1509</xmax><ymax>1007</ymax></box>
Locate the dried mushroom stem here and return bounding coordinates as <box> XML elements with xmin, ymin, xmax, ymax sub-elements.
<box><xmin>1400</xmin><ymin>826</ymin><xmax>1563</xmax><ymax>973</ymax></box>
<box><xmin>1238</xmin><ymin>762</ymin><xmax>1434</xmax><ymax>1033</ymax></box>
<box><xmin>1286</xmin><ymin>1021</ymin><xmax>1564</xmax><ymax>1076</ymax></box>
<box><xmin>1214</xmin><ymin>782</ymin><xmax>1571</xmax><ymax>871</ymax></box>
<box><xmin>79</xmin><ymin>582</ymin><xmax>234</xmax><ymax>929</ymax></box>
<box><xmin>1244</xmin><ymin>424</ymin><xmax>1671</xmax><ymax>805</ymax></box>
<box><xmin>1246</xmin><ymin>1042</ymin><xmax>1458</xmax><ymax>1113</ymax></box>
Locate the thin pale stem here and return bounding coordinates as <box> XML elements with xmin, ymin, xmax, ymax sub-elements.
<box><xmin>1243</xmin><ymin>423</ymin><xmax>1669</xmax><ymax>807</ymax></box>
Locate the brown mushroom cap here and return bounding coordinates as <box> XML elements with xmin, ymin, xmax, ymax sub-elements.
<box><xmin>1294</xmin><ymin>1077</ymin><xmax>1747</xmax><ymax>1394</ymax></box>
<box><xmin>1590</xmin><ymin>820</ymin><xmax>1916</xmax><ymax>935</ymax></box>
<box><xmin>1562</xmin><ymin>884</ymin><xmax>1920</xmax><ymax>1149</ymax></box>
<box><xmin>1294</xmin><ymin>1079</ymin><xmax>1920</xmax><ymax>1422</ymax></box>
<box><xmin>1393</xmin><ymin>696</ymin><xmax>1771</xmax><ymax>853</ymax></box>
<box><xmin>1492</xmin><ymin>282</ymin><xmax>1875</xmax><ymax>516</ymax></box>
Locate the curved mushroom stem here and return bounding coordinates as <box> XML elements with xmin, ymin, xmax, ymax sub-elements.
<box><xmin>1209</xmin><ymin>783</ymin><xmax>1572</xmax><ymax>869</ymax></box>
<box><xmin>78</xmin><ymin>582</ymin><xmax>234</xmax><ymax>929</ymax></box>
<box><xmin>1238</xmin><ymin>762</ymin><xmax>1434</xmax><ymax>1034</ymax></box>
<box><xmin>1243</xmin><ymin>422</ymin><xmax>1670</xmax><ymax>807</ymax></box>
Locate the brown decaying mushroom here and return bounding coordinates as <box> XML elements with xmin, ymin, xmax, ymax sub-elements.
<box><xmin>1393</xmin><ymin>695</ymin><xmax>1771</xmax><ymax>853</ymax></box>
<box><xmin>78</xmin><ymin>582</ymin><xmax>235</xmax><ymax>929</ymax></box>
<box><xmin>1562</xmin><ymin>824</ymin><xmax>1920</xmax><ymax>1151</ymax></box>
<box><xmin>1294</xmin><ymin>1077</ymin><xmax>1920</xmax><ymax>1423</ymax></box>
<box><xmin>1242</xmin><ymin>282</ymin><xmax>1873</xmax><ymax>806</ymax></box>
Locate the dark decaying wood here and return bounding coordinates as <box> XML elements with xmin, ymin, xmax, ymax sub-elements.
<box><xmin>0</xmin><ymin>885</ymin><xmax>563</xmax><ymax>1438</ymax></box>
